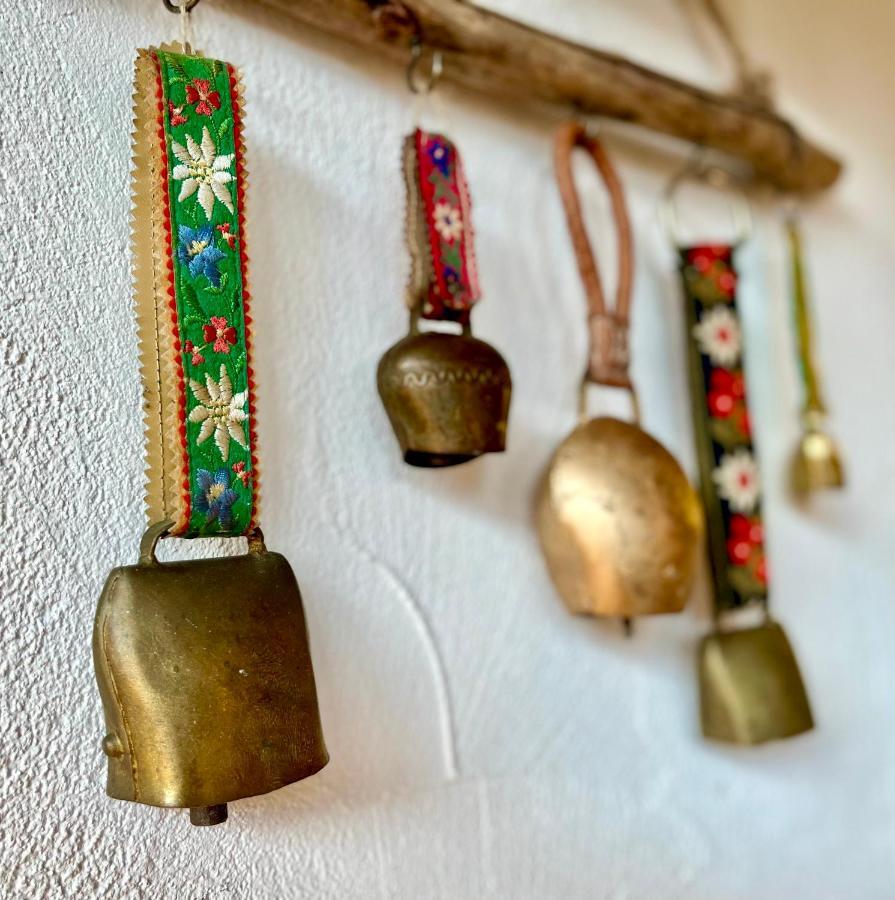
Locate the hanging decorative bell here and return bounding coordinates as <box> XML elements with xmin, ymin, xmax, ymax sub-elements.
<box><xmin>786</xmin><ymin>217</ymin><xmax>845</xmax><ymax>494</ymax></box>
<box><xmin>378</xmin><ymin>129</ymin><xmax>511</xmax><ymax>468</ymax></box>
<box><xmin>538</xmin><ymin>123</ymin><xmax>702</xmax><ymax>621</ymax></box>
<box><xmin>538</xmin><ymin>415</ymin><xmax>703</xmax><ymax>618</ymax></box>
<box><xmin>93</xmin><ymin>523</ymin><xmax>328</xmax><ymax>826</ymax></box>
<box><xmin>378</xmin><ymin>312</ymin><xmax>511</xmax><ymax>467</ymax></box>
<box><xmin>668</xmin><ymin>164</ymin><xmax>814</xmax><ymax>743</ymax></box>
<box><xmin>699</xmin><ymin>619</ymin><xmax>814</xmax><ymax>744</ymax></box>
<box><xmin>791</xmin><ymin>418</ymin><xmax>845</xmax><ymax>494</ymax></box>
<box><xmin>100</xmin><ymin>44</ymin><xmax>331</xmax><ymax>824</ymax></box>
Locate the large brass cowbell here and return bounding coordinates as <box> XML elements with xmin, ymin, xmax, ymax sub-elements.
<box><xmin>93</xmin><ymin>523</ymin><xmax>328</xmax><ymax>825</ymax></box>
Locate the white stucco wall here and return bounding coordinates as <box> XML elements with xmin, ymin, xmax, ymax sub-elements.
<box><xmin>2</xmin><ymin>0</ymin><xmax>894</xmax><ymax>897</ymax></box>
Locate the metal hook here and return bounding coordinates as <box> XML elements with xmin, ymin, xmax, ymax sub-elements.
<box><xmin>406</xmin><ymin>39</ymin><xmax>444</xmax><ymax>96</ymax></box>
<box><xmin>661</xmin><ymin>153</ymin><xmax>753</xmax><ymax>248</ymax></box>
<box><xmin>163</xmin><ymin>0</ymin><xmax>201</xmax><ymax>12</ymax></box>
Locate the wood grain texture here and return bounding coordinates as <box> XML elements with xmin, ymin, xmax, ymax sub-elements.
<box><xmin>250</xmin><ymin>0</ymin><xmax>842</xmax><ymax>192</ymax></box>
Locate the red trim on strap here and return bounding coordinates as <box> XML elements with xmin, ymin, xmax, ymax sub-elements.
<box><xmin>227</xmin><ymin>63</ymin><xmax>260</xmax><ymax>532</ymax></box>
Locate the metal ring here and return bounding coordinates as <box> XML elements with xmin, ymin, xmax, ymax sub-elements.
<box><xmin>139</xmin><ymin>520</ymin><xmax>175</xmax><ymax>566</ymax></box>
<box><xmin>577</xmin><ymin>376</ymin><xmax>641</xmax><ymax>427</ymax></box>
<box><xmin>661</xmin><ymin>161</ymin><xmax>753</xmax><ymax>248</ymax></box>
<box><xmin>406</xmin><ymin>40</ymin><xmax>444</xmax><ymax>95</ymax></box>
<box><xmin>163</xmin><ymin>0</ymin><xmax>201</xmax><ymax>12</ymax></box>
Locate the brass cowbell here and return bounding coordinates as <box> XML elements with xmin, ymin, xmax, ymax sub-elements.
<box><xmin>378</xmin><ymin>311</ymin><xmax>512</xmax><ymax>468</ymax></box>
<box><xmin>786</xmin><ymin>217</ymin><xmax>845</xmax><ymax>495</ymax></box>
<box><xmin>668</xmin><ymin>165</ymin><xmax>814</xmax><ymax>745</ymax></box>
<box><xmin>699</xmin><ymin>618</ymin><xmax>814</xmax><ymax>745</ymax></box>
<box><xmin>378</xmin><ymin>128</ymin><xmax>511</xmax><ymax>468</ymax></box>
<box><xmin>93</xmin><ymin>522</ymin><xmax>328</xmax><ymax>826</ymax></box>
<box><xmin>538</xmin><ymin>124</ymin><xmax>702</xmax><ymax>621</ymax></box>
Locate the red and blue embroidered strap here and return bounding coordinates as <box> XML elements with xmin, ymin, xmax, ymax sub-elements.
<box><xmin>680</xmin><ymin>245</ymin><xmax>769</xmax><ymax>612</ymax></box>
<box><xmin>404</xmin><ymin>129</ymin><xmax>481</xmax><ymax>324</ymax></box>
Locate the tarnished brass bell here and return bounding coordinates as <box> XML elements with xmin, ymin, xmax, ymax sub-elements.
<box><xmin>699</xmin><ymin>619</ymin><xmax>814</xmax><ymax>745</ymax></box>
<box><xmin>791</xmin><ymin>412</ymin><xmax>845</xmax><ymax>494</ymax></box>
<box><xmin>538</xmin><ymin>123</ymin><xmax>702</xmax><ymax>620</ymax></box>
<box><xmin>786</xmin><ymin>218</ymin><xmax>845</xmax><ymax>495</ymax></box>
<box><xmin>378</xmin><ymin>313</ymin><xmax>512</xmax><ymax>468</ymax></box>
<box><xmin>93</xmin><ymin>522</ymin><xmax>328</xmax><ymax>826</ymax></box>
<box><xmin>538</xmin><ymin>407</ymin><xmax>703</xmax><ymax>619</ymax></box>
<box><xmin>380</xmin><ymin>125</ymin><xmax>511</xmax><ymax>467</ymax></box>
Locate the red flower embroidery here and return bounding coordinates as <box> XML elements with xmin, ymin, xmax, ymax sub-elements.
<box><xmin>687</xmin><ymin>246</ymin><xmax>737</xmax><ymax>298</ymax></box>
<box><xmin>232</xmin><ymin>461</ymin><xmax>250</xmax><ymax>487</ymax></box>
<box><xmin>183</xmin><ymin>340</ymin><xmax>204</xmax><ymax>366</ymax></box>
<box><xmin>707</xmin><ymin>368</ymin><xmax>746</xmax><ymax>418</ymax></box>
<box><xmin>727</xmin><ymin>514</ymin><xmax>764</xmax><ymax>567</ymax></box>
<box><xmin>185</xmin><ymin>79</ymin><xmax>222</xmax><ymax>116</ymax></box>
<box><xmin>727</xmin><ymin>536</ymin><xmax>753</xmax><ymax>564</ymax></box>
<box><xmin>718</xmin><ymin>269</ymin><xmax>737</xmax><ymax>295</ymax></box>
<box><xmin>711</xmin><ymin>368</ymin><xmax>744</xmax><ymax>399</ymax></box>
<box><xmin>708</xmin><ymin>390</ymin><xmax>735</xmax><ymax>418</ymax></box>
<box><xmin>203</xmin><ymin>316</ymin><xmax>238</xmax><ymax>354</ymax></box>
<box><xmin>168</xmin><ymin>101</ymin><xmax>188</xmax><ymax>126</ymax></box>
<box><xmin>687</xmin><ymin>245</ymin><xmax>728</xmax><ymax>268</ymax></box>
<box><xmin>216</xmin><ymin>223</ymin><xmax>237</xmax><ymax>249</ymax></box>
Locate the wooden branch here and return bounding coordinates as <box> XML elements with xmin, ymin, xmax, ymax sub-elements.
<box><xmin>250</xmin><ymin>0</ymin><xmax>842</xmax><ymax>193</ymax></box>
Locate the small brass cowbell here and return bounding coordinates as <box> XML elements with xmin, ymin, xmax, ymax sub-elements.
<box><xmin>699</xmin><ymin>620</ymin><xmax>814</xmax><ymax>745</ymax></box>
<box><xmin>93</xmin><ymin>522</ymin><xmax>328</xmax><ymax>825</ymax></box>
<box><xmin>378</xmin><ymin>316</ymin><xmax>512</xmax><ymax>468</ymax></box>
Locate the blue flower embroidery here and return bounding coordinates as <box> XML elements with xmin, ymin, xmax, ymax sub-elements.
<box><xmin>177</xmin><ymin>224</ymin><xmax>226</xmax><ymax>287</ymax></box>
<box><xmin>425</xmin><ymin>138</ymin><xmax>452</xmax><ymax>177</ymax></box>
<box><xmin>194</xmin><ymin>468</ymin><xmax>239</xmax><ymax>530</ymax></box>
<box><xmin>443</xmin><ymin>265</ymin><xmax>461</xmax><ymax>292</ymax></box>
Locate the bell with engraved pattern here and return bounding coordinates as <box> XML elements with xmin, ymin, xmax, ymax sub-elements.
<box><xmin>378</xmin><ymin>129</ymin><xmax>511</xmax><ymax>468</ymax></box>
<box><xmin>378</xmin><ymin>313</ymin><xmax>511</xmax><ymax>468</ymax></box>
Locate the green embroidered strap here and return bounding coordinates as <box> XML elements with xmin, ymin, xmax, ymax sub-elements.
<box><xmin>131</xmin><ymin>46</ymin><xmax>258</xmax><ymax>537</ymax></box>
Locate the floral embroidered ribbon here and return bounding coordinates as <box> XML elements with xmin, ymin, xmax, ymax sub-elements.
<box><xmin>131</xmin><ymin>46</ymin><xmax>258</xmax><ymax>537</ymax></box>
<box><xmin>680</xmin><ymin>245</ymin><xmax>768</xmax><ymax>612</ymax></box>
<box><xmin>404</xmin><ymin>129</ymin><xmax>481</xmax><ymax>324</ymax></box>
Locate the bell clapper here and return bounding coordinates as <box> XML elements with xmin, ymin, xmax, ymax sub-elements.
<box><xmin>622</xmin><ymin>617</ymin><xmax>634</xmax><ymax>638</ymax></box>
<box><xmin>190</xmin><ymin>804</ymin><xmax>228</xmax><ymax>827</ymax></box>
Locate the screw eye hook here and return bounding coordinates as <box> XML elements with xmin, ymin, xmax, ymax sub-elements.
<box><xmin>163</xmin><ymin>0</ymin><xmax>201</xmax><ymax>13</ymax></box>
<box><xmin>406</xmin><ymin>38</ymin><xmax>444</xmax><ymax>96</ymax></box>
<box><xmin>661</xmin><ymin>153</ymin><xmax>753</xmax><ymax>248</ymax></box>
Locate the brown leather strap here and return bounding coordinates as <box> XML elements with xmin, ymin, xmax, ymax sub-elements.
<box><xmin>554</xmin><ymin>123</ymin><xmax>634</xmax><ymax>389</ymax></box>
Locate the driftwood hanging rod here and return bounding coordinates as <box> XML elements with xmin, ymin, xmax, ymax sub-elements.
<box><xmin>250</xmin><ymin>0</ymin><xmax>842</xmax><ymax>193</ymax></box>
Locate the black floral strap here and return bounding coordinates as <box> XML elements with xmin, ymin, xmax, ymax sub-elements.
<box><xmin>680</xmin><ymin>245</ymin><xmax>768</xmax><ymax>613</ymax></box>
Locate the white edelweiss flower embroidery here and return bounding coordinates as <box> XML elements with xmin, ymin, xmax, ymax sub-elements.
<box><xmin>188</xmin><ymin>364</ymin><xmax>248</xmax><ymax>460</ymax></box>
<box><xmin>693</xmin><ymin>306</ymin><xmax>741</xmax><ymax>367</ymax></box>
<box><xmin>713</xmin><ymin>449</ymin><xmax>760</xmax><ymax>513</ymax></box>
<box><xmin>433</xmin><ymin>201</ymin><xmax>463</xmax><ymax>243</ymax></box>
<box><xmin>171</xmin><ymin>126</ymin><xmax>235</xmax><ymax>220</ymax></box>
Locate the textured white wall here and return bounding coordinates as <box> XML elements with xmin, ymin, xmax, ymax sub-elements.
<box><xmin>2</xmin><ymin>0</ymin><xmax>894</xmax><ymax>897</ymax></box>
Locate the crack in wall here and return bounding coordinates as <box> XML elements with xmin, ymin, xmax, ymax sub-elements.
<box><xmin>327</xmin><ymin>511</ymin><xmax>460</xmax><ymax>782</ymax></box>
